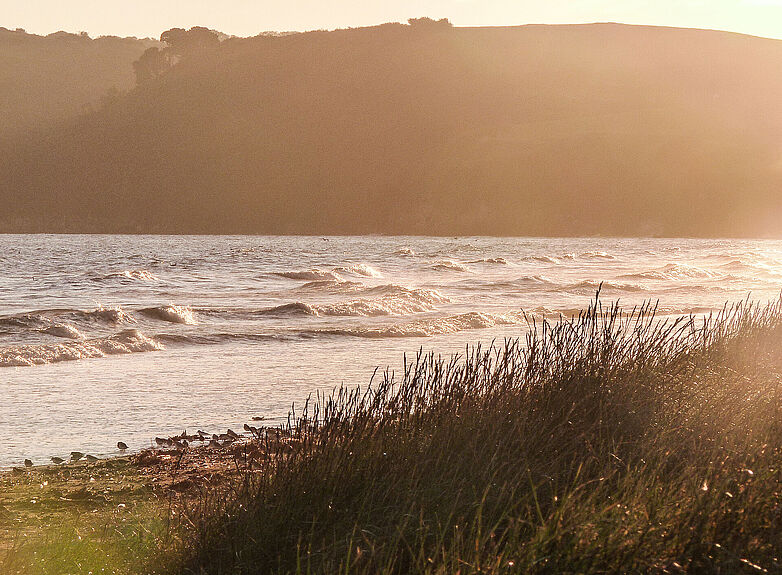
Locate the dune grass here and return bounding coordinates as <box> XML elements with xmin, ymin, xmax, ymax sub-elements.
<box><xmin>175</xmin><ymin>296</ymin><xmax>782</xmax><ymax>574</ymax></box>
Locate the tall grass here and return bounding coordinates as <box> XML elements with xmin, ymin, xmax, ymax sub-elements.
<box><xmin>178</xmin><ymin>296</ymin><xmax>782</xmax><ymax>574</ymax></box>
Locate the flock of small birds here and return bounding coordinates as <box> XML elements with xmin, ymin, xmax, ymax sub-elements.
<box><xmin>11</xmin><ymin>416</ymin><xmax>270</xmax><ymax>470</ymax></box>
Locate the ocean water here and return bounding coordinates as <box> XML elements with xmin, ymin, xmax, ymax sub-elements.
<box><xmin>1</xmin><ymin>235</ymin><xmax>781</xmax><ymax>467</ymax></box>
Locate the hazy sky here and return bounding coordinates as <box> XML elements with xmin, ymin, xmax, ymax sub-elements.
<box><xmin>6</xmin><ymin>0</ymin><xmax>782</xmax><ymax>40</ymax></box>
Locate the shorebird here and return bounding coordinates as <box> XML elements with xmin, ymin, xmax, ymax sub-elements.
<box><xmin>24</xmin><ymin>459</ymin><xmax>33</xmax><ymax>467</ymax></box>
<box><xmin>244</xmin><ymin>424</ymin><xmax>261</xmax><ymax>438</ymax></box>
<box><xmin>85</xmin><ymin>455</ymin><xmax>98</xmax><ymax>463</ymax></box>
<box><xmin>155</xmin><ymin>437</ymin><xmax>172</xmax><ymax>447</ymax></box>
<box><xmin>51</xmin><ymin>457</ymin><xmax>64</xmax><ymax>465</ymax></box>
<box><xmin>209</xmin><ymin>439</ymin><xmax>221</xmax><ymax>448</ymax></box>
<box><xmin>70</xmin><ymin>452</ymin><xmax>84</xmax><ymax>462</ymax></box>
<box><xmin>117</xmin><ymin>442</ymin><xmax>128</xmax><ymax>451</ymax></box>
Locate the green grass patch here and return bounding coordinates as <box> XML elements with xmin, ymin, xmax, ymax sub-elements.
<box><xmin>0</xmin><ymin>458</ymin><xmax>178</xmax><ymax>574</ymax></box>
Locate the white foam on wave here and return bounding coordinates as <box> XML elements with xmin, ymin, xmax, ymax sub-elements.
<box><xmin>579</xmin><ymin>251</ymin><xmax>615</xmax><ymax>260</ymax></box>
<box><xmin>468</xmin><ymin>257</ymin><xmax>510</xmax><ymax>265</ymax></box>
<box><xmin>103</xmin><ymin>270</ymin><xmax>159</xmax><ymax>282</ymax></box>
<box><xmin>275</xmin><ymin>269</ymin><xmax>345</xmax><ymax>282</ymax></box>
<box><xmin>296</xmin><ymin>279</ymin><xmax>365</xmax><ymax>292</ymax></box>
<box><xmin>313</xmin><ymin>310</ymin><xmax>524</xmax><ymax>338</ymax></box>
<box><xmin>620</xmin><ymin>263</ymin><xmax>722</xmax><ymax>281</ymax></box>
<box><xmin>75</xmin><ymin>306</ymin><xmax>136</xmax><ymax>324</ymax></box>
<box><xmin>40</xmin><ymin>323</ymin><xmax>82</xmax><ymax>339</ymax></box>
<box><xmin>566</xmin><ymin>280</ymin><xmax>647</xmax><ymax>293</ymax></box>
<box><xmin>0</xmin><ymin>313</ymin><xmax>48</xmax><ymax>328</ymax></box>
<box><xmin>393</xmin><ymin>248</ymin><xmax>416</xmax><ymax>256</ymax></box>
<box><xmin>316</xmin><ymin>288</ymin><xmax>448</xmax><ymax>317</ymax></box>
<box><xmin>718</xmin><ymin>259</ymin><xmax>782</xmax><ymax>277</ymax></box>
<box><xmin>256</xmin><ymin>302</ymin><xmax>319</xmax><ymax>317</ymax></box>
<box><xmin>0</xmin><ymin>307</ymin><xmax>135</xmax><ymax>334</ymax></box>
<box><xmin>332</xmin><ymin>263</ymin><xmax>383</xmax><ymax>278</ymax></box>
<box><xmin>360</xmin><ymin>284</ymin><xmax>449</xmax><ymax>299</ymax></box>
<box><xmin>256</xmin><ymin>287</ymin><xmax>449</xmax><ymax>318</ymax></box>
<box><xmin>514</xmin><ymin>275</ymin><xmax>557</xmax><ymax>287</ymax></box>
<box><xmin>139</xmin><ymin>305</ymin><xmax>197</xmax><ymax>325</ymax></box>
<box><xmin>0</xmin><ymin>329</ymin><xmax>162</xmax><ymax>367</ymax></box>
<box><xmin>430</xmin><ymin>260</ymin><xmax>471</xmax><ymax>273</ymax></box>
<box><xmin>521</xmin><ymin>255</ymin><xmax>560</xmax><ymax>264</ymax></box>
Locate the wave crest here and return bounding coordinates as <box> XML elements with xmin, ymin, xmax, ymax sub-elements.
<box><xmin>430</xmin><ymin>260</ymin><xmax>470</xmax><ymax>273</ymax></box>
<box><xmin>468</xmin><ymin>257</ymin><xmax>509</xmax><ymax>265</ymax></box>
<box><xmin>275</xmin><ymin>269</ymin><xmax>345</xmax><ymax>281</ymax></box>
<box><xmin>100</xmin><ymin>270</ymin><xmax>159</xmax><ymax>282</ymax></box>
<box><xmin>313</xmin><ymin>311</ymin><xmax>523</xmax><ymax>339</ymax></box>
<box><xmin>255</xmin><ymin>302</ymin><xmax>319</xmax><ymax>317</ymax></box>
<box><xmin>317</xmin><ymin>288</ymin><xmax>447</xmax><ymax>317</ymax></box>
<box><xmin>40</xmin><ymin>324</ymin><xmax>82</xmax><ymax>339</ymax></box>
<box><xmin>139</xmin><ymin>305</ymin><xmax>196</xmax><ymax>325</ymax></box>
<box><xmin>621</xmin><ymin>263</ymin><xmax>721</xmax><ymax>281</ymax></box>
<box><xmin>332</xmin><ymin>263</ymin><xmax>383</xmax><ymax>278</ymax></box>
<box><xmin>0</xmin><ymin>329</ymin><xmax>162</xmax><ymax>367</ymax></box>
<box><xmin>567</xmin><ymin>280</ymin><xmax>647</xmax><ymax>293</ymax></box>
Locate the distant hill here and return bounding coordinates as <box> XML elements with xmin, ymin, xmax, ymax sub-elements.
<box><xmin>2</xmin><ymin>22</ymin><xmax>782</xmax><ymax>236</ymax></box>
<box><xmin>0</xmin><ymin>28</ymin><xmax>157</xmax><ymax>138</ymax></box>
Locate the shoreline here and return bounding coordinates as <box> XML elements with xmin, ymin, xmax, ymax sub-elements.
<box><xmin>0</xmin><ymin>429</ymin><xmax>292</xmax><ymax>558</ymax></box>
<box><xmin>3</xmin><ymin>298</ymin><xmax>782</xmax><ymax>573</ymax></box>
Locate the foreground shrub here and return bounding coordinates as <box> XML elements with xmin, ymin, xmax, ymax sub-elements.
<box><xmin>181</xmin><ymin>297</ymin><xmax>782</xmax><ymax>574</ymax></box>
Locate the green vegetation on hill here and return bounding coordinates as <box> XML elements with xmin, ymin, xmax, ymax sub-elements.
<box><xmin>1</xmin><ymin>22</ymin><xmax>782</xmax><ymax>236</ymax></box>
<box><xmin>0</xmin><ymin>28</ymin><xmax>157</xmax><ymax>139</ymax></box>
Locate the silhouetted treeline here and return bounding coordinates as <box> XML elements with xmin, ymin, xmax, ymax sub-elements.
<box><xmin>0</xmin><ymin>28</ymin><xmax>157</xmax><ymax>139</ymax></box>
<box><xmin>2</xmin><ymin>22</ymin><xmax>782</xmax><ymax>236</ymax></box>
<box><xmin>133</xmin><ymin>27</ymin><xmax>222</xmax><ymax>85</ymax></box>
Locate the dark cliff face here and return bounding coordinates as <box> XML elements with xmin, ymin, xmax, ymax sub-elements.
<box><xmin>2</xmin><ymin>22</ymin><xmax>781</xmax><ymax>237</ymax></box>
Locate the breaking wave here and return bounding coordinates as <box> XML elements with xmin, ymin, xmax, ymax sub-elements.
<box><xmin>99</xmin><ymin>269</ymin><xmax>159</xmax><ymax>282</ymax></box>
<box><xmin>315</xmin><ymin>288</ymin><xmax>446</xmax><ymax>317</ymax></box>
<box><xmin>514</xmin><ymin>275</ymin><xmax>558</xmax><ymax>287</ymax></box>
<box><xmin>0</xmin><ymin>307</ymin><xmax>134</xmax><ymax>329</ymax></box>
<box><xmin>430</xmin><ymin>260</ymin><xmax>471</xmax><ymax>273</ymax></box>
<box><xmin>332</xmin><ymin>263</ymin><xmax>383</xmax><ymax>278</ymax></box>
<box><xmin>521</xmin><ymin>255</ymin><xmax>559</xmax><ymax>264</ymax></box>
<box><xmin>274</xmin><ymin>269</ymin><xmax>345</xmax><ymax>282</ymax></box>
<box><xmin>255</xmin><ymin>302</ymin><xmax>319</xmax><ymax>317</ymax></box>
<box><xmin>40</xmin><ymin>324</ymin><xmax>82</xmax><ymax>339</ymax></box>
<box><xmin>0</xmin><ymin>313</ymin><xmax>48</xmax><ymax>329</ymax></box>
<box><xmin>566</xmin><ymin>280</ymin><xmax>647</xmax><ymax>293</ymax></box>
<box><xmin>310</xmin><ymin>311</ymin><xmax>524</xmax><ymax>339</ymax></box>
<box><xmin>253</xmin><ymin>287</ymin><xmax>448</xmax><ymax>318</ymax></box>
<box><xmin>139</xmin><ymin>305</ymin><xmax>197</xmax><ymax>325</ymax></box>
<box><xmin>72</xmin><ymin>307</ymin><xmax>135</xmax><ymax>324</ymax></box>
<box><xmin>468</xmin><ymin>257</ymin><xmax>510</xmax><ymax>265</ymax></box>
<box><xmin>620</xmin><ymin>263</ymin><xmax>722</xmax><ymax>281</ymax></box>
<box><xmin>579</xmin><ymin>251</ymin><xmax>616</xmax><ymax>260</ymax></box>
<box><xmin>0</xmin><ymin>329</ymin><xmax>163</xmax><ymax>367</ymax></box>
<box><xmin>296</xmin><ymin>279</ymin><xmax>365</xmax><ymax>293</ymax></box>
